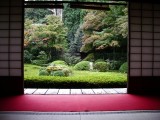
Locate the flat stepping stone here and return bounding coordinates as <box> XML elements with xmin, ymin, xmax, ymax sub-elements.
<box><xmin>45</xmin><ymin>89</ymin><xmax>59</xmax><ymax>94</ymax></box>
<box><xmin>114</xmin><ymin>88</ymin><xmax>127</xmax><ymax>93</ymax></box>
<box><xmin>58</xmin><ymin>89</ymin><xmax>70</xmax><ymax>94</ymax></box>
<box><xmin>24</xmin><ymin>89</ymin><xmax>37</xmax><ymax>94</ymax></box>
<box><xmin>103</xmin><ymin>89</ymin><xmax>118</xmax><ymax>94</ymax></box>
<box><xmin>33</xmin><ymin>89</ymin><xmax>48</xmax><ymax>94</ymax></box>
<box><xmin>92</xmin><ymin>89</ymin><xmax>106</xmax><ymax>94</ymax></box>
<box><xmin>71</xmin><ymin>89</ymin><xmax>82</xmax><ymax>94</ymax></box>
<box><xmin>81</xmin><ymin>89</ymin><xmax>94</xmax><ymax>94</ymax></box>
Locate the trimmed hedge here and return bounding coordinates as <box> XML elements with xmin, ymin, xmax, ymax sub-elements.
<box><xmin>24</xmin><ymin>75</ymin><xmax>127</xmax><ymax>88</ymax></box>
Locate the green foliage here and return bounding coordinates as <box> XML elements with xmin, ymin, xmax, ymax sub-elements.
<box><xmin>24</xmin><ymin>15</ymin><xmax>68</xmax><ymax>61</ymax></box>
<box><xmin>113</xmin><ymin>8</ymin><xmax>128</xmax><ymax>38</ymax></box>
<box><xmin>47</xmin><ymin>65</ymin><xmax>72</xmax><ymax>77</ymax></box>
<box><xmin>74</xmin><ymin>61</ymin><xmax>90</xmax><ymax>70</ymax></box>
<box><xmin>24</xmin><ymin>50</ymin><xmax>32</xmax><ymax>63</ymax></box>
<box><xmin>62</xmin><ymin>68</ymin><xmax>72</xmax><ymax>77</ymax></box>
<box><xmin>51</xmin><ymin>60</ymin><xmax>67</xmax><ymax>66</ymax></box>
<box><xmin>31</xmin><ymin>60</ymin><xmax>47</xmax><ymax>66</ymax></box>
<box><xmin>42</xmin><ymin>60</ymin><xmax>73</xmax><ymax>77</ymax></box>
<box><xmin>37</xmin><ymin>51</ymin><xmax>47</xmax><ymax>60</ymax></box>
<box><xmin>39</xmin><ymin>70</ymin><xmax>49</xmax><ymax>76</ymax></box>
<box><xmin>63</xmin><ymin>4</ymin><xmax>85</xmax><ymax>56</ymax></box>
<box><xmin>109</xmin><ymin>60</ymin><xmax>123</xmax><ymax>70</ymax></box>
<box><xmin>95</xmin><ymin>59</ymin><xmax>105</xmax><ymax>63</ymax></box>
<box><xmin>94</xmin><ymin>62</ymin><xmax>109</xmax><ymax>72</ymax></box>
<box><xmin>63</xmin><ymin>53</ymin><xmax>81</xmax><ymax>65</ymax></box>
<box><xmin>69</xmin><ymin>27</ymin><xmax>83</xmax><ymax>55</ymax></box>
<box><xmin>119</xmin><ymin>62</ymin><xmax>128</xmax><ymax>73</ymax></box>
<box><xmin>51</xmin><ymin>70</ymin><xmax>65</xmax><ymax>77</ymax></box>
<box><xmin>83</xmin><ymin>53</ymin><xmax>94</xmax><ymax>61</ymax></box>
<box><xmin>46</xmin><ymin>65</ymin><xmax>64</xmax><ymax>72</ymax></box>
<box><xmin>94</xmin><ymin>52</ymin><xmax>127</xmax><ymax>62</ymax></box>
<box><xmin>80</xmin><ymin>5</ymin><xmax>128</xmax><ymax>60</ymax></box>
<box><xmin>24</xmin><ymin>64</ymin><xmax>127</xmax><ymax>88</ymax></box>
<box><xmin>30</xmin><ymin>47</ymin><xmax>40</xmax><ymax>58</ymax></box>
<box><xmin>25</xmin><ymin>8</ymin><xmax>52</xmax><ymax>23</ymax></box>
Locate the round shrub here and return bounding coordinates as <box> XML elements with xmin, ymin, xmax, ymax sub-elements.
<box><xmin>47</xmin><ymin>65</ymin><xmax>63</xmax><ymax>72</ymax></box>
<box><xmin>51</xmin><ymin>60</ymin><xmax>67</xmax><ymax>66</ymax></box>
<box><xmin>94</xmin><ymin>62</ymin><xmax>109</xmax><ymax>72</ymax></box>
<box><xmin>45</xmin><ymin>63</ymin><xmax>72</xmax><ymax>77</ymax></box>
<box><xmin>74</xmin><ymin>61</ymin><xmax>90</xmax><ymax>70</ymax></box>
<box><xmin>95</xmin><ymin>59</ymin><xmax>105</xmax><ymax>63</ymax></box>
<box><xmin>39</xmin><ymin>70</ymin><xmax>49</xmax><ymax>76</ymax></box>
<box><xmin>51</xmin><ymin>70</ymin><xmax>65</xmax><ymax>77</ymax></box>
<box><xmin>62</xmin><ymin>68</ymin><xmax>72</xmax><ymax>76</ymax></box>
<box><xmin>109</xmin><ymin>61</ymin><xmax>122</xmax><ymax>70</ymax></box>
<box><xmin>119</xmin><ymin>62</ymin><xmax>128</xmax><ymax>73</ymax></box>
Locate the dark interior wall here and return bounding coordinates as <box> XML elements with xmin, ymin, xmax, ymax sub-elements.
<box><xmin>0</xmin><ymin>0</ymin><xmax>23</xmax><ymax>95</ymax></box>
<box><xmin>128</xmin><ymin>2</ymin><xmax>160</xmax><ymax>94</ymax></box>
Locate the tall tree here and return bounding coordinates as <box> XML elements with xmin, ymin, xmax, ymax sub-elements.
<box><xmin>25</xmin><ymin>8</ymin><xmax>52</xmax><ymax>23</ymax></box>
<box><xmin>63</xmin><ymin>3</ymin><xmax>86</xmax><ymax>55</ymax></box>
<box><xmin>25</xmin><ymin>15</ymin><xmax>68</xmax><ymax>61</ymax></box>
<box><xmin>80</xmin><ymin>5</ymin><xmax>128</xmax><ymax>60</ymax></box>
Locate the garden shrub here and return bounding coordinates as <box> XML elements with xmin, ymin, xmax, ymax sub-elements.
<box><xmin>51</xmin><ymin>60</ymin><xmax>67</xmax><ymax>66</ymax></box>
<box><xmin>109</xmin><ymin>60</ymin><xmax>122</xmax><ymax>70</ymax></box>
<box><xmin>51</xmin><ymin>70</ymin><xmax>65</xmax><ymax>77</ymax></box>
<box><xmin>63</xmin><ymin>53</ymin><xmax>81</xmax><ymax>65</ymax></box>
<box><xmin>94</xmin><ymin>62</ymin><xmax>109</xmax><ymax>72</ymax></box>
<box><xmin>74</xmin><ymin>61</ymin><xmax>90</xmax><ymax>70</ymax></box>
<box><xmin>83</xmin><ymin>53</ymin><xmax>94</xmax><ymax>61</ymax></box>
<box><xmin>95</xmin><ymin>59</ymin><xmax>105</xmax><ymax>63</ymax></box>
<box><xmin>37</xmin><ymin>51</ymin><xmax>47</xmax><ymax>60</ymax></box>
<box><xmin>40</xmin><ymin>62</ymin><xmax>73</xmax><ymax>77</ymax></box>
<box><xmin>39</xmin><ymin>67</ymin><xmax>46</xmax><ymax>71</ymax></box>
<box><xmin>24</xmin><ymin>50</ymin><xmax>32</xmax><ymax>63</ymax></box>
<box><xmin>62</xmin><ymin>68</ymin><xmax>72</xmax><ymax>76</ymax></box>
<box><xmin>47</xmin><ymin>65</ymin><xmax>64</xmax><ymax>72</ymax></box>
<box><xmin>119</xmin><ymin>62</ymin><xmax>128</xmax><ymax>73</ymax></box>
<box><xmin>31</xmin><ymin>60</ymin><xmax>47</xmax><ymax>66</ymax></box>
<box><xmin>30</xmin><ymin>47</ymin><xmax>40</xmax><ymax>58</ymax></box>
<box><xmin>24</xmin><ymin>64</ymin><xmax>127</xmax><ymax>88</ymax></box>
<box><xmin>39</xmin><ymin>70</ymin><xmax>49</xmax><ymax>76</ymax></box>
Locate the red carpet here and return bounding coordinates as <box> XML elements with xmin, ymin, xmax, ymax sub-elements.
<box><xmin>0</xmin><ymin>94</ymin><xmax>160</xmax><ymax>112</ymax></box>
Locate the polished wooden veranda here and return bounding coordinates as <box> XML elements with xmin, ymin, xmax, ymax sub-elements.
<box><xmin>24</xmin><ymin>88</ymin><xmax>127</xmax><ymax>95</ymax></box>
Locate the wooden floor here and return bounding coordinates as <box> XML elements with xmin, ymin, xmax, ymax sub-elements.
<box><xmin>24</xmin><ymin>88</ymin><xmax>127</xmax><ymax>95</ymax></box>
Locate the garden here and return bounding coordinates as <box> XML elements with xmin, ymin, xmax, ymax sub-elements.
<box><xmin>24</xmin><ymin>1</ymin><xmax>128</xmax><ymax>88</ymax></box>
